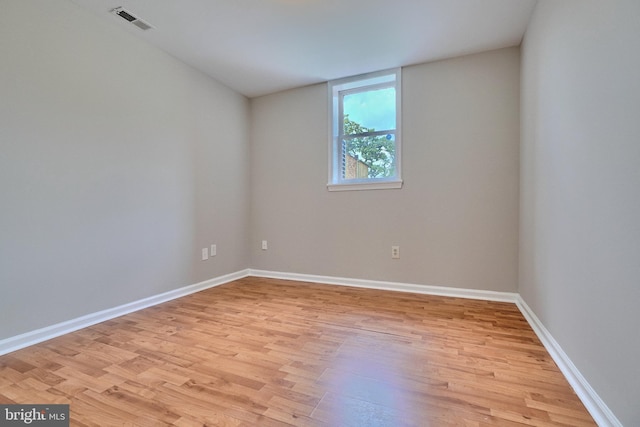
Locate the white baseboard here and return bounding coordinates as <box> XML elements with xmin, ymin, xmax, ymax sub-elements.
<box><xmin>0</xmin><ymin>268</ymin><xmax>620</xmax><ymax>426</ymax></box>
<box><xmin>249</xmin><ymin>269</ymin><xmax>519</xmax><ymax>303</ymax></box>
<box><xmin>516</xmin><ymin>296</ymin><xmax>622</xmax><ymax>427</ymax></box>
<box><xmin>0</xmin><ymin>269</ymin><xmax>250</xmax><ymax>356</ymax></box>
<box><xmin>251</xmin><ymin>269</ymin><xmax>620</xmax><ymax>427</ymax></box>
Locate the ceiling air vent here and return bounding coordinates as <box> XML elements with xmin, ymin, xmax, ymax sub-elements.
<box><xmin>111</xmin><ymin>7</ymin><xmax>154</xmax><ymax>30</ymax></box>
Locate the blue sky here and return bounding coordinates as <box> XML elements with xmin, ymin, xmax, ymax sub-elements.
<box><xmin>343</xmin><ymin>87</ymin><xmax>396</xmax><ymax>131</ymax></box>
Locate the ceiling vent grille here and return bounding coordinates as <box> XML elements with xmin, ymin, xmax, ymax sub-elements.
<box><xmin>111</xmin><ymin>7</ymin><xmax>154</xmax><ymax>30</ymax></box>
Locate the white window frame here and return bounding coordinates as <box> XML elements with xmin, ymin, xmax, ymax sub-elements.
<box><xmin>327</xmin><ymin>68</ymin><xmax>402</xmax><ymax>192</ymax></box>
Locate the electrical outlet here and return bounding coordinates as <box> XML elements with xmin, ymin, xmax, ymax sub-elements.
<box><xmin>391</xmin><ymin>246</ymin><xmax>400</xmax><ymax>259</ymax></box>
<box><xmin>201</xmin><ymin>248</ymin><xmax>209</xmax><ymax>261</ymax></box>
<box><xmin>210</xmin><ymin>244</ymin><xmax>217</xmax><ymax>257</ymax></box>
<box><xmin>261</xmin><ymin>240</ymin><xmax>268</xmax><ymax>250</ymax></box>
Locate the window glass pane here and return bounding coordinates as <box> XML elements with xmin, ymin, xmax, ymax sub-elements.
<box><xmin>343</xmin><ymin>87</ymin><xmax>396</xmax><ymax>134</ymax></box>
<box><xmin>342</xmin><ymin>133</ymin><xmax>395</xmax><ymax>179</ymax></box>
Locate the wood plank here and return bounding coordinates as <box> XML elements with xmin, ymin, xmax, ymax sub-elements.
<box><xmin>0</xmin><ymin>277</ymin><xmax>595</xmax><ymax>426</ymax></box>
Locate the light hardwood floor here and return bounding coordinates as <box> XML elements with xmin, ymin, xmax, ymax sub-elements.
<box><xmin>0</xmin><ymin>277</ymin><xmax>595</xmax><ymax>426</ymax></box>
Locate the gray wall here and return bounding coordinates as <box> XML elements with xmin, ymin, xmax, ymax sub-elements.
<box><xmin>250</xmin><ymin>48</ymin><xmax>520</xmax><ymax>292</ymax></box>
<box><xmin>520</xmin><ymin>1</ymin><xmax>640</xmax><ymax>425</ymax></box>
<box><xmin>1</xmin><ymin>1</ymin><xmax>635</xmax><ymax>423</ymax></box>
<box><xmin>0</xmin><ymin>0</ymin><xmax>250</xmax><ymax>339</ymax></box>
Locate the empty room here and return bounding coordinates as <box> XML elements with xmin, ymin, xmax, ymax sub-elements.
<box><xmin>1</xmin><ymin>0</ymin><xmax>638</xmax><ymax>426</ymax></box>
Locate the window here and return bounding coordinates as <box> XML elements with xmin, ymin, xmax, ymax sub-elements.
<box><xmin>328</xmin><ymin>68</ymin><xmax>402</xmax><ymax>191</ymax></box>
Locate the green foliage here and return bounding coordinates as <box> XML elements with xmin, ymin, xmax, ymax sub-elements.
<box><xmin>343</xmin><ymin>115</ymin><xmax>395</xmax><ymax>178</ymax></box>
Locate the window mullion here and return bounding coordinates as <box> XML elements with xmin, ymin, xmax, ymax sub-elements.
<box><xmin>338</xmin><ymin>91</ymin><xmax>346</xmax><ymax>180</ymax></box>
<box><xmin>344</xmin><ymin>130</ymin><xmax>395</xmax><ymax>139</ymax></box>
<box><xmin>339</xmin><ymin>81</ymin><xmax>394</xmax><ymax>97</ymax></box>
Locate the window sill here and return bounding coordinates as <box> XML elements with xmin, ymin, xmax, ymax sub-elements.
<box><xmin>327</xmin><ymin>180</ymin><xmax>403</xmax><ymax>192</ymax></box>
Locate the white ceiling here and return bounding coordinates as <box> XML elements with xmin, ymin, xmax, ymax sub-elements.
<box><xmin>70</xmin><ymin>0</ymin><xmax>537</xmax><ymax>98</ymax></box>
